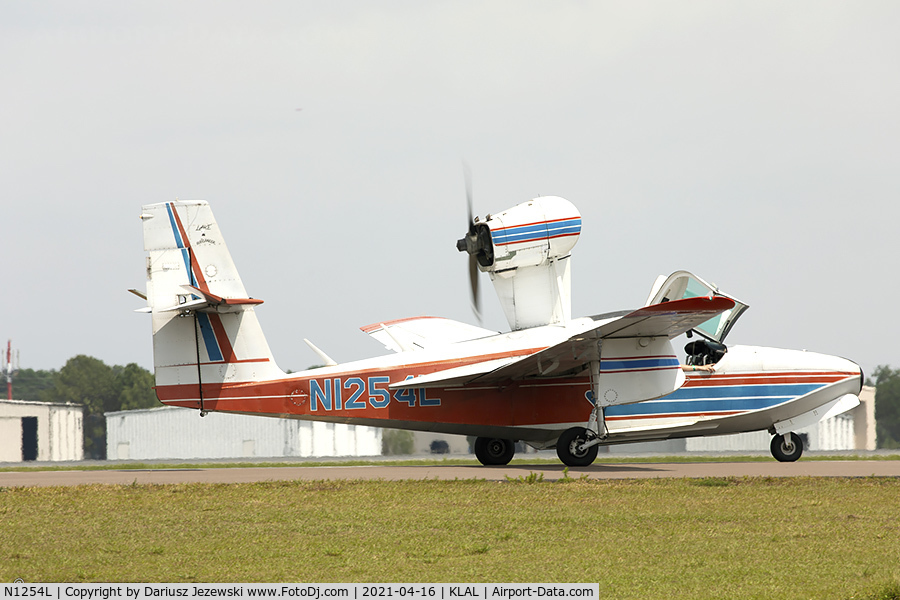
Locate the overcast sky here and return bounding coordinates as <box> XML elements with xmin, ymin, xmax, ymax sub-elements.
<box><xmin>2</xmin><ymin>2</ymin><xmax>898</xmax><ymax>381</ymax></box>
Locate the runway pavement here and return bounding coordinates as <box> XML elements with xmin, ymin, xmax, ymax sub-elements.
<box><xmin>2</xmin><ymin>459</ymin><xmax>900</xmax><ymax>487</ymax></box>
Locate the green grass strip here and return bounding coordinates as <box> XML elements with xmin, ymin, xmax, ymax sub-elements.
<box><xmin>1</xmin><ymin>477</ymin><xmax>899</xmax><ymax>598</ymax></box>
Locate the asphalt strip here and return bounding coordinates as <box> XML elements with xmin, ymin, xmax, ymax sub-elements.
<box><xmin>2</xmin><ymin>460</ymin><xmax>900</xmax><ymax>487</ymax></box>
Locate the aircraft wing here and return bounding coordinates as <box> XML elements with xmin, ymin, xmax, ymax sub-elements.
<box><xmin>392</xmin><ymin>296</ymin><xmax>735</xmax><ymax>390</ymax></box>
<box><xmin>589</xmin><ymin>296</ymin><xmax>736</xmax><ymax>340</ymax></box>
<box><xmin>473</xmin><ymin>296</ymin><xmax>735</xmax><ymax>384</ymax></box>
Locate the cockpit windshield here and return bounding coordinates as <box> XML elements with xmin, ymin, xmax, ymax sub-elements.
<box><xmin>645</xmin><ymin>270</ymin><xmax>749</xmax><ymax>344</ymax></box>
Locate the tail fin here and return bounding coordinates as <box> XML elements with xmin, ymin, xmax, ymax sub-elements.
<box><xmin>140</xmin><ymin>201</ymin><xmax>283</xmax><ymax>407</ymax></box>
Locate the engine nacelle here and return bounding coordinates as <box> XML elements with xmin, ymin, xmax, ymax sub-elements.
<box><xmin>460</xmin><ymin>196</ymin><xmax>582</xmax><ymax>273</ymax></box>
<box><xmin>458</xmin><ymin>196</ymin><xmax>583</xmax><ymax>330</ymax></box>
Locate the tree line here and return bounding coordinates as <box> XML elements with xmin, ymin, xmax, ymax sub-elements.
<box><xmin>9</xmin><ymin>356</ymin><xmax>900</xmax><ymax>456</ymax></box>
<box><xmin>872</xmin><ymin>366</ymin><xmax>900</xmax><ymax>449</ymax></box>
<box><xmin>11</xmin><ymin>355</ymin><xmax>159</xmax><ymax>459</ymax></box>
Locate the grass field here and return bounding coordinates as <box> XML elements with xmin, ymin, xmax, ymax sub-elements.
<box><xmin>2</xmin><ymin>476</ymin><xmax>899</xmax><ymax>599</ymax></box>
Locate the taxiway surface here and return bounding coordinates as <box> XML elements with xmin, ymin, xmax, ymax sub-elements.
<box><xmin>2</xmin><ymin>460</ymin><xmax>899</xmax><ymax>487</ymax></box>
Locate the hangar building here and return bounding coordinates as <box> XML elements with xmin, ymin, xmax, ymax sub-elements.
<box><xmin>0</xmin><ymin>399</ymin><xmax>84</xmax><ymax>462</ymax></box>
<box><xmin>105</xmin><ymin>405</ymin><xmax>382</xmax><ymax>460</ymax></box>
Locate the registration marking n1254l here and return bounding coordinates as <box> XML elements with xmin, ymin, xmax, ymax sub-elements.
<box><xmin>309</xmin><ymin>376</ymin><xmax>441</xmax><ymax>411</ymax></box>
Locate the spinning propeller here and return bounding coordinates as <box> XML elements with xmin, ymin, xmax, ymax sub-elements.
<box><xmin>456</xmin><ymin>164</ymin><xmax>494</xmax><ymax>324</ymax></box>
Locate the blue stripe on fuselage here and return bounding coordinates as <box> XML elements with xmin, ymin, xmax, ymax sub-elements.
<box><xmin>605</xmin><ymin>382</ymin><xmax>826</xmax><ymax>417</ymax></box>
<box><xmin>601</xmin><ymin>357</ymin><xmax>680</xmax><ymax>371</ymax></box>
<box><xmin>663</xmin><ymin>382</ymin><xmax>822</xmax><ymax>401</ymax></box>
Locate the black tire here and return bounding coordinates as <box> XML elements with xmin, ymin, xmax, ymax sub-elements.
<box><xmin>770</xmin><ymin>432</ymin><xmax>803</xmax><ymax>462</ymax></box>
<box><xmin>556</xmin><ymin>427</ymin><xmax>599</xmax><ymax>467</ymax></box>
<box><xmin>474</xmin><ymin>437</ymin><xmax>515</xmax><ymax>466</ymax></box>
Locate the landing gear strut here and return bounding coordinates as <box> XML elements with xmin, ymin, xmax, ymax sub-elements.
<box><xmin>474</xmin><ymin>437</ymin><xmax>515</xmax><ymax>466</ymax></box>
<box><xmin>556</xmin><ymin>427</ymin><xmax>599</xmax><ymax>467</ymax></box>
<box><xmin>771</xmin><ymin>432</ymin><xmax>803</xmax><ymax>462</ymax></box>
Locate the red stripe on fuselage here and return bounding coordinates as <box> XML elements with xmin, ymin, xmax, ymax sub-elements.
<box><xmin>683</xmin><ymin>372</ymin><xmax>854</xmax><ymax>387</ymax></box>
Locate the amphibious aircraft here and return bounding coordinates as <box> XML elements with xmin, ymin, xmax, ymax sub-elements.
<box><xmin>134</xmin><ymin>197</ymin><xmax>862</xmax><ymax>466</ymax></box>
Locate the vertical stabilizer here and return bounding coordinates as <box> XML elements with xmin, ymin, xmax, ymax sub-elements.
<box><xmin>140</xmin><ymin>201</ymin><xmax>283</xmax><ymax>406</ymax></box>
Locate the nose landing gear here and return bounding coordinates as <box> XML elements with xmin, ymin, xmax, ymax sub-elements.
<box><xmin>771</xmin><ymin>432</ymin><xmax>803</xmax><ymax>462</ymax></box>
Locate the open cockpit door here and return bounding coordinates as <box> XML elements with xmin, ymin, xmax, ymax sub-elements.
<box><xmin>645</xmin><ymin>270</ymin><xmax>749</xmax><ymax>343</ymax></box>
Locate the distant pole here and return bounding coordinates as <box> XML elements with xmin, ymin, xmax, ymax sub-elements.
<box><xmin>6</xmin><ymin>340</ymin><xmax>11</xmax><ymax>401</ymax></box>
<box><xmin>3</xmin><ymin>339</ymin><xmax>18</xmax><ymax>401</ymax></box>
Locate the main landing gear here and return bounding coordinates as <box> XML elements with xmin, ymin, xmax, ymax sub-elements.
<box><xmin>554</xmin><ymin>397</ymin><xmax>607</xmax><ymax>467</ymax></box>
<box><xmin>771</xmin><ymin>432</ymin><xmax>803</xmax><ymax>462</ymax></box>
<box><xmin>474</xmin><ymin>437</ymin><xmax>516</xmax><ymax>466</ymax></box>
<box><xmin>556</xmin><ymin>427</ymin><xmax>599</xmax><ymax>467</ymax></box>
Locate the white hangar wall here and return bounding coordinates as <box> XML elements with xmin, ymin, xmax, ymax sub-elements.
<box><xmin>105</xmin><ymin>406</ymin><xmax>382</xmax><ymax>460</ymax></box>
<box><xmin>0</xmin><ymin>400</ymin><xmax>84</xmax><ymax>462</ymax></box>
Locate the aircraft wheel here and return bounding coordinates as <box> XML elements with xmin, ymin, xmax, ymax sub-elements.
<box><xmin>474</xmin><ymin>437</ymin><xmax>515</xmax><ymax>466</ymax></box>
<box><xmin>556</xmin><ymin>427</ymin><xmax>599</xmax><ymax>467</ymax></box>
<box><xmin>770</xmin><ymin>432</ymin><xmax>803</xmax><ymax>462</ymax></box>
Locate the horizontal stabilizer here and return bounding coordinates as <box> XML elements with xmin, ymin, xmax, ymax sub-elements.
<box><xmin>157</xmin><ymin>285</ymin><xmax>264</xmax><ymax>314</ymax></box>
<box><xmin>361</xmin><ymin>316</ymin><xmax>497</xmax><ymax>353</ymax></box>
<box><xmin>183</xmin><ymin>285</ymin><xmax>263</xmax><ymax>309</ymax></box>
